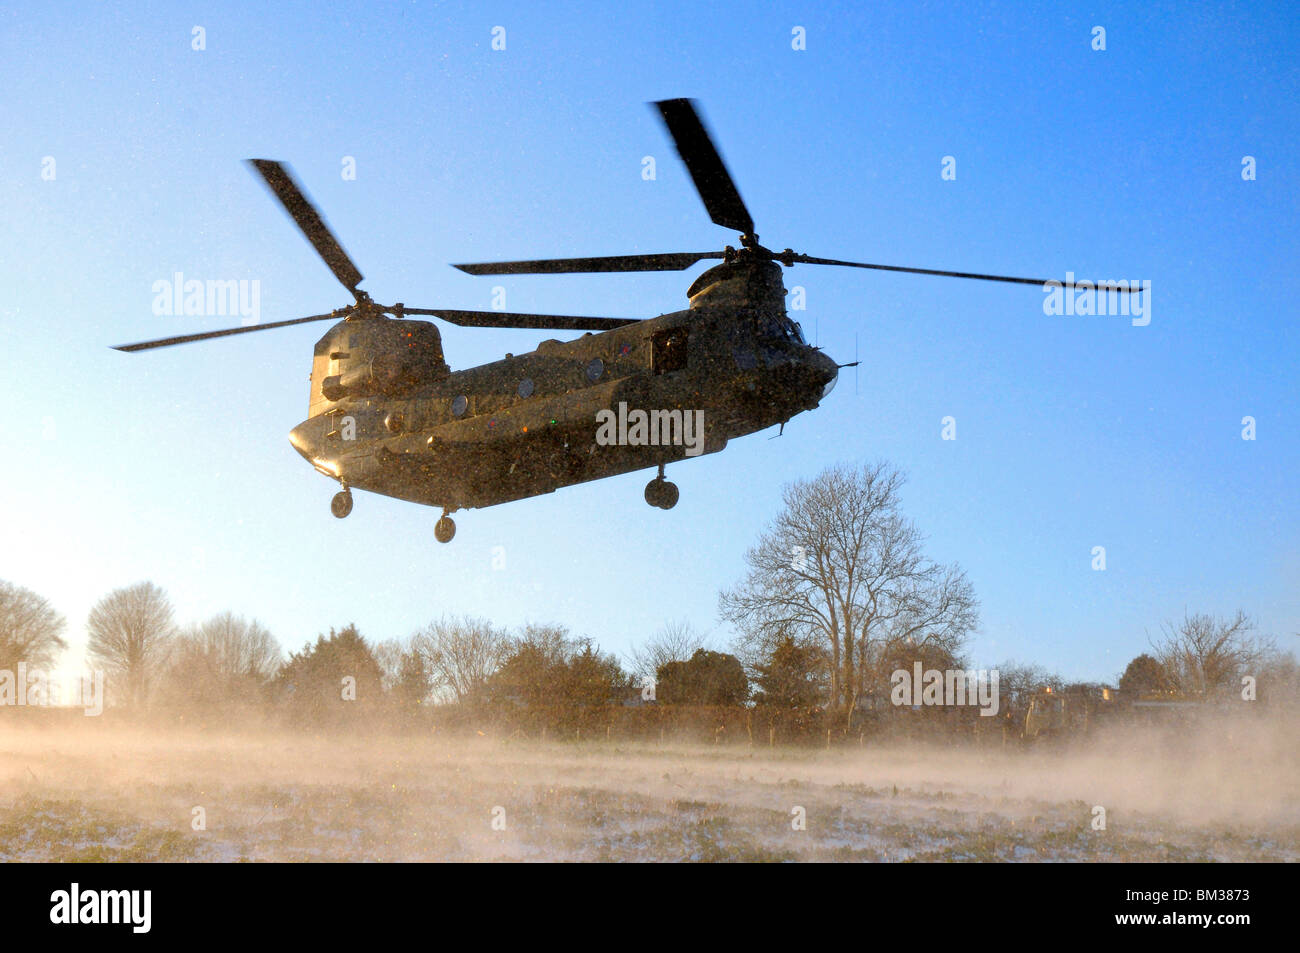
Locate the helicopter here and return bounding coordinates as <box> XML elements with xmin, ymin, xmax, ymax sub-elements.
<box><xmin>115</xmin><ymin>99</ymin><xmax>1139</xmax><ymax>543</ymax></box>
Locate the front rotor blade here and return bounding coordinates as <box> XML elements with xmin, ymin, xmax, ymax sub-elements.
<box><xmin>112</xmin><ymin>311</ymin><xmax>343</xmax><ymax>352</ymax></box>
<box><xmin>791</xmin><ymin>254</ymin><xmax>1144</xmax><ymax>292</ymax></box>
<box><xmin>247</xmin><ymin>160</ymin><xmax>365</xmax><ymax>293</ymax></box>
<box><xmin>452</xmin><ymin>251</ymin><xmax>724</xmax><ymax>276</ymax></box>
<box><xmin>401</xmin><ymin>308</ymin><xmax>638</xmax><ymax>331</ymax></box>
<box><xmin>653</xmin><ymin>99</ymin><xmax>754</xmax><ymax>236</ymax></box>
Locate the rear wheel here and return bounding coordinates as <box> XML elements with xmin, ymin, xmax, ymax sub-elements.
<box><xmin>644</xmin><ymin>478</ymin><xmax>679</xmax><ymax>510</ymax></box>
<box><xmin>331</xmin><ymin>491</ymin><xmax>353</xmax><ymax>519</ymax></box>
<box><xmin>435</xmin><ymin>515</ymin><xmax>456</xmax><ymax>543</ymax></box>
<box><xmin>659</xmin><ymin>481</ymin><xmax>679</xmax><ymax>509</ymax></box>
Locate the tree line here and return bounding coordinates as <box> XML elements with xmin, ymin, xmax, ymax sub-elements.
<box><xmin>1</xmin><ymin>461</ymin><xmax>1295</xmax><ymax>727</ymax></box>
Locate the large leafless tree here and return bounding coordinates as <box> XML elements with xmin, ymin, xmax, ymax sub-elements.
<box><xmin>719</xmin><ymin>461</ymin><xmax>978</xmax><ymax>725</ymax></box>
<box><xmin>86</xmin><ymin>581</ymin><xmax>176</xmax><ymax>707</ymax></box>
<box><xmin>411</xmin><ymin>615</ymin><xmax>511</xmax><ymax>704</ymax></box>
<box><xmin>163</xmin><ymin>612</ymin><xmax>281</xmax><ymax>705</ymax></box>
<box><xmin>1150</xmin><ymin>610</ymin><xmax>1276</xmax><ymax>696</ymax></box>
<box><xmin>0</xmin><ymin>580</ymin><xmax>67</xmax><ymax>671</ymax></box>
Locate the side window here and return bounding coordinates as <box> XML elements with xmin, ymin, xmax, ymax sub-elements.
<box><xmin>652</xmin><ymin>327</ymin><xmax>689</xmax><ymax>375</ymax></box>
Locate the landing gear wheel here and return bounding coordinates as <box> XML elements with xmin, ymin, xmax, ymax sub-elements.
<box><xmin>435</xmin><ymin>515</ymin><xmax>456</xmax><ymax>543</ymax></box>
<box><xmin>331</xmin><ymin>490</ymin><xmax>353</xmax><ymax>519</ymax></box>
<box><xmin>659</xmin><ymin>481</ymin><xmax>679</xmax><ymax>509</ymax></box>
<box><xmin>644</xmin><ymin>479</ymin><xmax>679</xmax><ymax>510</ymax></box>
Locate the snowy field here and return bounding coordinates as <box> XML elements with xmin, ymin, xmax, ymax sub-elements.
<box><xmin>1</xmin><ymin>721</ymin><xmax>1295</xmax><ymax>862</ymax></box>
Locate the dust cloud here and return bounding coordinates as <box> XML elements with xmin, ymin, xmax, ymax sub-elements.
<box><xmin>1</xmin><ymin>710</ymin><xmax>1295</xmax><ymax>861</ymax></box>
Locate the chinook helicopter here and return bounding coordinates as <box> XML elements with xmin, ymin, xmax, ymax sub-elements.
<box><xmin>115</xmin><ymin>99</ymin><xmax>1137</xmax><ymax>543</ymax></box>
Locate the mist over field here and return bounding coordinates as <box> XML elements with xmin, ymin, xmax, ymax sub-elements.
<box><xmin>2</xmin><ymin>710</ymin><xmax>1295</xmax><ymax>862</ymax></box>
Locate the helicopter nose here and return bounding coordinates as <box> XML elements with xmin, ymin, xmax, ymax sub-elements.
<box><xmin>812</xmin><ymin>350</ymin><xmax>839</xmax><ymax>396</ymax></box>
<box><xmin>822</xmin><ymin>364</ymin><xmax>838</xmax><ymax>398</ymax></box>
<box><xmin>288</xmin><ymin>422</ymin><xmax>314</xmax><ymax>461</ymax></box>
<box><xmin>289</xmin><ymin>422</ymin><xmax>344</xmax><ymax>479</ymax></box>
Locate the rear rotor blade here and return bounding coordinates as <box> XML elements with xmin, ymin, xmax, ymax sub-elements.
<box><xmin>452</xmin><ymin>251</ymin><xmax>724</xmax><ymax>276</ymax></box>
<box><xmin>401</xmin><ymin>308</ymin><xmax>638</xmax><ymax>331</ymax></box>
<box><xmin>247</xmin><ymin>160</ymin><xmax>365</xmax><ymax>294</ymax></box>
<box><xmin>790</xmin><ymin>254</ymin><xmax>1144</xmax><ymax>292</ymax></box>
<box><xmin>653</xmin><ymin>99</ymin><xmax>754</xmax><ymax>236</ymax></box>
<box><xmin>112</xmin><ymin>311</ymin><xmax>343</xmax><ymax>352</ymax></box>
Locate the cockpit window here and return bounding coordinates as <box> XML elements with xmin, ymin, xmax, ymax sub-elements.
<box><xmin>754</xmin><ymin>312</ymin><xmax>805</xmax><ymax>343</ymax></box>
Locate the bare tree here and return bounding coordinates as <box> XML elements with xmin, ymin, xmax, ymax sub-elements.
<box><xmin>1255</xmin><ymin>651</ymin><xmax>1300</xmax><ymax>707</ymax></box>
<box><xmin>86</xmin><ymin>582</ymin><xmax>176</xmax><ymax>708</ymax></box>
<box><xmin>163</xmin><ymin>612</ymin><xmax>281</xmax><ymax>706</ymax></box>
<box><xmin>374</xmin><ymin>636</ymin><xmax>434</xmax><ymax>704</ymax></box>
<box><xmin>373</xmin><ymin>638</ymin><xmax>406</xmax><ymax>692</ymax></box>
<box><xmin>627</xmin><ymin>619</ymin><xmax>707</xmax><ymax>683</ymax></box>
<box><xmin>994</xmin><ymin>660</ymin><xmax>1065</xmax><ymax>708</ymax></box>
<box><xmin>410</xmin><ymin>615</ymin><xmax>510</xmax><ymax>704</ymax></box>
<box><xmin>1150</xmin><ymin>610</ymin><xmax>1276</xmax><ymax>696</ymax></box>
<box><xmin>720</xmin><ymin>461</ymin><xmax>978</xmax><ymax>725</ymax></box>
<box><xmin>0</xmin><ymin>580</ymin><xmax>67</xmax><ymax>671</ymax></box>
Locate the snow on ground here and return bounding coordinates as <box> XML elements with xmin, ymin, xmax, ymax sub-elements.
<box><xmin>0</xmin><ymin>721</ymin><xmax>1295</xmax><ymax>861</ymax></box>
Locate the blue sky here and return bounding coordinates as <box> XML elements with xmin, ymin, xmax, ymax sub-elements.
<box><xmin>2</xmin><ymin>1</ymin><xmax>1296</xmax><ymax>682</ymax></box>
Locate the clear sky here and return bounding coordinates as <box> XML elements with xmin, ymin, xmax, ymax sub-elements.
<box><xmin>3</xmin><ymin>1</ymin><xmax>1296</xmax><ymax>683</ymax></box>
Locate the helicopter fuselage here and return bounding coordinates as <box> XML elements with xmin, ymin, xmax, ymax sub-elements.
<box><xmin>288</xmin><ymin>261</ymin><xmax>839</xmax><ymax>513</ymax></box>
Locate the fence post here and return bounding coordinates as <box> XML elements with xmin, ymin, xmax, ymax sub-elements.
<box><xmin>769</xmin><ymin>725</ymin><xmax>775</xmax><ymax>748</ymax></box>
